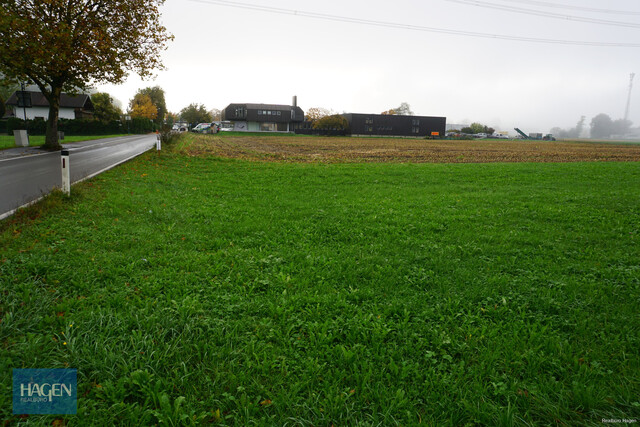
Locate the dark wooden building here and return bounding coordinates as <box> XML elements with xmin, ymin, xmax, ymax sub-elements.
<box><xmin>342</xmin><ymin>113</ymin><xmax>446</xmax><ymax>137</ymax></box>
<box><xmin>221</xmin><ymin>100</ymin><xmax>304</xmax><ymax>132</ymax></box>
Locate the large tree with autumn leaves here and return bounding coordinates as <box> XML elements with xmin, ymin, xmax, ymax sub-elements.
<box><xmin>0</xmin><ymin>0</ymin><xmax>173</xmax><ymax>150</ymax></box>
<box><xmin>129</xmin><ymin>94</ymin><xmax>158</xmax><ymax>120</ymax></box>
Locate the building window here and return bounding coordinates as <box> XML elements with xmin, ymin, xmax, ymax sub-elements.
<box><xmin>277</xmin><ymin>111</ymin><xmax>281</xmax><ymax>116</ymax></box>
<box><xmin>412</xmin><ymin>127</ymin><xmax>420</xmax><ymax>134</ymax></box>
<box><xmin>365</xmin><ymin>118</ymin><xmax>373</xmax><ymax>124</ymax></box>
<box><xmin>234</xmin><ymin>107</ymin><xmax>246</xmax><ymax>118</ymax></box>
<box><xmin>412</xmin><ymin>119</ymin><xmax>420</xmax><ymax>126</ymax></box>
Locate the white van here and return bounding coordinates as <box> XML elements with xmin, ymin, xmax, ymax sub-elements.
<box><xmin>192</xmin><ymin>123</ymin><xmax>212</xmax><ymax>132</ymax></box>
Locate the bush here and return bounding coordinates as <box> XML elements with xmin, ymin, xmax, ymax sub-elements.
<box><xmin>7</xmin><ymin>118</ymin><xmax>27</xmax><ymax>134</ymax></box>
<box><xmin>4</xmin><ymin>117</ymin><xmax>155</xmax><ymax>136</ymax></box>
<box><xmin>312</xmin><ymin>115</ymin><xmax>350</xmax><ymax>131</ymax></box>
<box><xmin>159</xmin><ymin>124</ymin><xmax>180</xmax><ymax>145</ymax></box>
<box><xmin>129</xmin><ymin>117</ymin><xmax>154</xmax><ymax>134</ymax></box>
<box><xmin>26</xmin><ymin>118</ymin><xmax>47</xmax><ymax>134</ymax></box>
<box><xmin>59</xmin><ymin>118</ymin><xmax>124</xmax><ymax>135</ymax></box>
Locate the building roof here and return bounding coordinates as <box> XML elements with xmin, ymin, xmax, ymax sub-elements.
<box><xmin>223</xmin><ymin>102</ymin><xmax>305</xmax><ymax>123</ymax></box>
<box><xmin>343</xmin><ymin>112</ymin><xmax>446</xmax><ymax>120</ymax></box>
<box><xmin>6</xmin><ymin>91</ymin><xmax>94</xmax><ymax>110</ymax></box>
<box><xmin>229</xmin><ymin>103</ymin><xmax>299</xmax><ymax>111</ymax></box>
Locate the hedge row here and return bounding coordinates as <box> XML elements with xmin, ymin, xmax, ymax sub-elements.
<box><xmin>3</xmin><ymin>117</ymin><xmax>156</xmax><ymax>135</ymax></box>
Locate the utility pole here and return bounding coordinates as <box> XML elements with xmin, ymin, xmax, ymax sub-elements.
<box><xmin>624</xmin><ymin>73</ymin><xmax>635</xmax><ymax>122</ymax></box>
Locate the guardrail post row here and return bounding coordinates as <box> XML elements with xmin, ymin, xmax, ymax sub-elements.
<box><xmin>61</xmin><ymin>149</ymin><xmax>70</xmax><ymax>195</ymax></box>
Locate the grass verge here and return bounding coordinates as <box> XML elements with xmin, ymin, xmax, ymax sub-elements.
<box><xmin>0</xmin><ymin>134</ymin><xmax>128</xmax><ymax>150</ymax></box>
<box><xmin>1</xmin><ymin>138</ymin><xmax>639</xmax><ymax>425</ymax></box>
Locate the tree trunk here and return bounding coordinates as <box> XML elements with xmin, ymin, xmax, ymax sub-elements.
<box><xmin>43</xmin><ymin>86</ymin><xmax>63</xmax><ymax>151</ymax></box>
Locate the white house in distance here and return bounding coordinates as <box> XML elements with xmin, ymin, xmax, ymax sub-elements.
<box><xmin>5</xmin><ymin>90</ymin><xmax>94</xmax><ymax>120</ymax></box>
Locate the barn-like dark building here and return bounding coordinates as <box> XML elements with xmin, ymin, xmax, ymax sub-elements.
<box><xmin>341</xmin><ymin>113</ymin><xmax>446</xmax><ymax>138</ymax></box>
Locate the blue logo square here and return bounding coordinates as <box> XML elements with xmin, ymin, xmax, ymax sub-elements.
<box><xmin>13</xmin><ymin>369</ymin><xmax>77</xmax><ymax>414</ymax></box>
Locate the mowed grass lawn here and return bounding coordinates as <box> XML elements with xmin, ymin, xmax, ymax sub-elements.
<box><xmin>1</xmin><ymin>138</ymin><xmax>639</xmax><ymax>425</ymax></box>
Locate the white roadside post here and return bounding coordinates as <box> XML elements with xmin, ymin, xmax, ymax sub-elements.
<box><xmin>13</xmin><ymin>130</ymin><xmax>29</xmax><ymax>147</ymax></box>
<box><xmin>156</xmin><ymin>132</ymin><xmax>161</xmax><ymax>151</ymax></box>
<box><xmin>61</xmin><ymin>149</ymin><xmax>70</xmax><ymax>195</ymax></box>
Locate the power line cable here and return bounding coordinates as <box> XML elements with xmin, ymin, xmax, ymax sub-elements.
<box><xmin>495</xmin><ymin>0</ymin><xmax>640</xmax><ymax>16</ymax></box>
<box><xmin>188</xmin><ymin>0</ymin><xmax>640</xmax><ymax>47</ymax></box>
<box><xmin>444</xmin><ymin>0</ymin><xmax>640</xmax><ymax>29</ymax></box>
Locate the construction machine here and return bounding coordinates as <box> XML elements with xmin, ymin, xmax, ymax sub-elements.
<box><xmin>514</xmin><ymin>128</ymin><xmax>556</xmax><ymax>141</ymax></box>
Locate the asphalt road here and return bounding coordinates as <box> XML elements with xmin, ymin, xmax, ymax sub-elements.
<box><xmin>0</xmin><ymin>134</ymin><xmax>157</xmax><ymax>220</ymax></box>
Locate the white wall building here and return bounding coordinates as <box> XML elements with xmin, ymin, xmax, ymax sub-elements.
<box><xmin>5</xmin><ymin>91</ymin><xmax>94</xmax><ymax>120</ymax></box>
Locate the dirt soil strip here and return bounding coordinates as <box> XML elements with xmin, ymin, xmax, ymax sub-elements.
<box><xmin>183</xmin><ymin>135</ymin><xmax>640</xmax><ymax>163</ymax></box>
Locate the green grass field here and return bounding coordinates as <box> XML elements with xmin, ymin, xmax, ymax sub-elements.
<box><xmin>1</xmin><ymin>140</ymin><xmax>639</xmax><ymax>425</ymax></box>
<box><xmin>0</xmin><ymin>134</ymin><xmax>128</xmax><ymax>150</ymax></box>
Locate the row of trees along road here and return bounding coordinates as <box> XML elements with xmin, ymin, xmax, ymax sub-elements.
<box><xmin>126</xmin><ymin>99</ymin><xmax>220</xmax><ymax>128</ymax></box>
<box><xmin>0</xmin><ymin>0</ymin><xmax>173</xmax><ymax>150</ymax></box>
<box><xmin>91</xmin><ymin>86</ymin><xmax>168</xmax><ymax>125</ymax></box>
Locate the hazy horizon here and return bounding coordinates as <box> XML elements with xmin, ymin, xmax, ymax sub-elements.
<box><xmin>88</xmin><ymin>0</ymin><xmax>640</xmax><ymax>135</ymax></box>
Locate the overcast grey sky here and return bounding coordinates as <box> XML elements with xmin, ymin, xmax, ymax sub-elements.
<box><xmin>98</xmin><ymin>0</ymin><xmax>640</xmax><ymax>134</ymax></box>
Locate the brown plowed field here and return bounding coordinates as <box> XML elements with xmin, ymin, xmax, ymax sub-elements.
<box><xmin>181</xmin><ymin>134</ymin><xmax>640</xmax><ymax>163</ymax></box>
